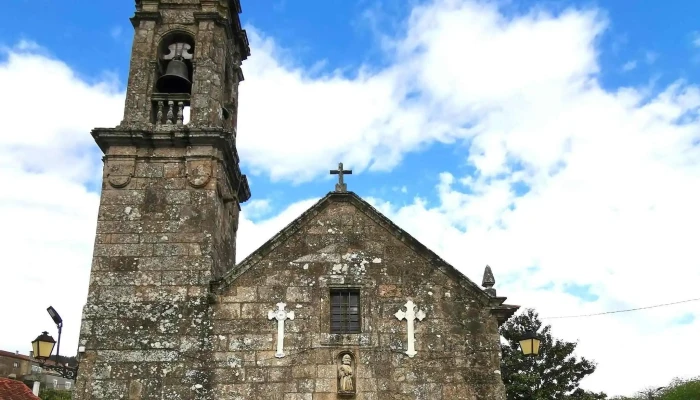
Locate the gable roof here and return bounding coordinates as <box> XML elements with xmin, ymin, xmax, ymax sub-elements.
<box><xmin>0</xmin><ymin>351</ymin><xmax>32</xmax><ymax>362</ymax></box>
<box><xmin>217</xmin><ymin>191</ymin><xmax>518</xmax><ymax>321</ymax></box>
<box><xmin>0</xmin><ymin>378</ymin><xmax>39</xmax><ymax>400</ymax></box>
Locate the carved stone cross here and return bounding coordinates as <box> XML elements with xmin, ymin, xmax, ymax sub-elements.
<box><xmin>330</xmin><ymin>162</ymin><xmax>352</xmax><ymax>192</ymax></box>
<box><xmin>268</xmin><ymin>302</ymin><xmax>294</xmax><ymax>358</ymax></box>
<box><xmin>394</xmin><ymin>300</ymin><xmax>426</xmax><ymax>358</ymax></box>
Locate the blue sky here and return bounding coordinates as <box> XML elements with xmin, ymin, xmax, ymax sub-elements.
<box><xmin>3</xmin><ymin>0</ymin><xmax>699</xmax><ymax>211</ymax></box>
<box><xmin>3</xmin><ymin>1</ymin><xmax>699</xmax><ymax>85</ymax></box>
<box><xmin>1</xmin><ymin>0</ymin><xmax>700</xmax><ymax>396</ymax></box>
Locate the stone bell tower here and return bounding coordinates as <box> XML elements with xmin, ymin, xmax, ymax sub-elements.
<box><xmin>74</xmin><ymin>1</ymin><xmax>250</xmax><ymax>399</ymax></box>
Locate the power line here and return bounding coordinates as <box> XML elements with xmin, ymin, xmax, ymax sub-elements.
<box><xmin>541</xmin><ymin>297</ymin><xmax>700</xmax><ymax>320</ymax></box>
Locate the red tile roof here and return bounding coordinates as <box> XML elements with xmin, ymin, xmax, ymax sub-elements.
<box><xmin>0</xmin><ymin>378</ymin><xmax>40</xmax><ymax>400</ymax></box>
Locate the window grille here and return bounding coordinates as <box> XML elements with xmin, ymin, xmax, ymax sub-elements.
<box><xmin>330</xmin><ymin>289</ymin><xmax>361</xmax><ymax>333</ymax></box>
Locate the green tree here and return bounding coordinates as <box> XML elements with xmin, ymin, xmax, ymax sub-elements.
<box><xmin>606</xmin><ymin>376</ymin><xmax>699</xmax><ymax>400</ymax></box>
<box><xmin>567</xmin><ymin>388</ymin><xmax>609</xmax><ymax>400</ymax></box>
<box><xmin>500</xmin><ymin>308</ymin><xmax>607</xmax><ymax>400</ymax></box>
<box><xmin>635</xmin><ymin>386</ymin><xmax>667</xmax><ymax>399</ymax></box>
<box><xmin>659</xmin><ymin>376</ymin><xmax>700</xmax><ymax>400</ymax></box>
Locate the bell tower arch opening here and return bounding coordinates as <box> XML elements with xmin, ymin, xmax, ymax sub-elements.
<box><xmin>151</xmin><ymin>31</ymin><xmax>195</xmax><ymax>126</ymax></box>
<box><xmin>155</xmin><ymin>31</ymin><xmax>195</xmax><ymax>95</ymax></box>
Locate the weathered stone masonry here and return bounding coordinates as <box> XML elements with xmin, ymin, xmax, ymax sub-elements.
<box><xmin>207</xmin><ymin>193</ymin><xmax>518</xmax><ymax>400</ymax></box>
<box><xmin>75</xmin><ymin>1</ymin><xmax>251</xmax><ymax>399</ymax></box>
<box><xmin>74</xmin><ymin>1</ymin><xmax>519</xmax><ymax>399</ymax></box>
<box><xmin>77</xmin><ymin>140</ymin><xmax>247</xmax><ymax>399</ymax></box>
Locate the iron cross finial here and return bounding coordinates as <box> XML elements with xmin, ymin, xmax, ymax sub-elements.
<box><xmin>330</xmin><ymin>162</ymin><xmax>352</xmax><ymax>192</ymax></box>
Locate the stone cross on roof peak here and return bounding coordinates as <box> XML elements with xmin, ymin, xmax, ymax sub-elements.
<box><xmin>330</xmin><ymin>162</ymin><xmax>352</xmax><ymax>192</ymax></box>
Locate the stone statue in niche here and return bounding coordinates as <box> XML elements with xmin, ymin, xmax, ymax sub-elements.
<box><xmin>337</xmin><ymin>353</ymin><xmax>355</xmax><ymax>395</ymax></box>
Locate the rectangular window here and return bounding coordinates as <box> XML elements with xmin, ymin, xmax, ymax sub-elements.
<box><xmin>65</xmin><ymin>382</ymin><xmax>71</xmax><ymax>390</ymax></box>
<box><xmin>13</xmin><ymin>362</ymin><xmax>18</xmax><ymax>368</ymax></box>
<box><xmin>330</xmin><ymin>289</ymin><xmax>361</xmax><ymax>333</ymax></box>
<box><xmin>53</xmin><ymin>379</ymin><xmax>58</xmax><ymax>389</ymax></box>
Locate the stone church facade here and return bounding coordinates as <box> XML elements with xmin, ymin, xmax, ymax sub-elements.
<box><xmin>73</xmin><ymin>1</ymin><xmax>519</xmax><ymax>399</ymax></box>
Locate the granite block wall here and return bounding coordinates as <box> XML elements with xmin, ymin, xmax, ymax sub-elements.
<box><xmin>209</xmin><ymin>198</ymin><xmax>508</xmax><ymax>400</ymax></box>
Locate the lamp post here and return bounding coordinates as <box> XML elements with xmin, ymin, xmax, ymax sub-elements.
<box><xmin>31</xmin><ymin>306</ymin><xmax>78</xmax><ymax>380</ymax></box>
<box><xmin>518</xmin><ymin>330</ymin><xmax>541</xmax><ymax>400</ymax></box>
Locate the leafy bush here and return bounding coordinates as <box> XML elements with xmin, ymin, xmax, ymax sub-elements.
<box><xmin>607</xmin><ymin>376</ymin><xmax>700</xmax><ymax>400</ymax></box>
<box><xmin>39</xmin><ymin>388</ymin><xmax>72</xmax><ymax>400</ymax></box>
<box><xmin>659</xmin><ymin>376</ymin><xmax>700</xmax><ymax>400</ymax></box>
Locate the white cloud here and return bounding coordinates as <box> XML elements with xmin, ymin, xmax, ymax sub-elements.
<box><xmin>238</xmin><ymin>2</ymin><xmax>608</xmax><ymax>182</ymax></box>
<box><xmin>0</xmin><ymin>43</ymin><xmax>123</xmax><ymax>356</ymax></box>
<box><xmin>645</xmin><ymin>50</ymin><xmax>658</xmax><ymax>64</ymax></box>
<box><xmin>237</xmin><ymin>198</ymin><xmax>320</xmax><ymax>263</ymax></box>
<box><xmin>692</xmin><ymin>31</ymin><xmax>700</xmax><ymax>48</ymax></box>
<box><xmin>238</xmin><ymin>29</ymin><xmax>425</xmax><ymax>183</ymax></box>
<box><xmin>242</xmin><ymin>198</ymin><xmax>273</xmax><ymax>219</ymax></box>
<box><xmin>110</xmin><ymin>26</ymin><xmax>123</xmax><ymax>40</ymax></box>
<box><xmin>622</xmin><ymin>60</ymin><xmax>637</xmax><ymax>72</ymax></box>
<box><xmin>2</xmin><ymin>0</ymin><xmax>700</xmax><ymax>397</ymax></box>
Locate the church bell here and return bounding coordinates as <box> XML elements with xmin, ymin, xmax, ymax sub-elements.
<box><xmin>156</xmin><ymin>58</ymin><xmax>192</xmax><ymax>94</ymax></box>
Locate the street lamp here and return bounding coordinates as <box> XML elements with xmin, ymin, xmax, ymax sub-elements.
<box><xmin>46</xmin><ymin>306</ymin><xmax>63</xmax><ymax>367</ymax></box>
<box><xmin>31</xmin><ymin>306</ymin><xmax>78</xmax><ymax>380</ymax></box>
<box><xmin>519</xmin><ymin>330</ymin><xmax>541</xmax><ymax>357</ymax></box>
<box><xmin>47</xmin><ymin>306</ymin><xmax>63</xmax><ymax>328</ymax></box>
<box><xmin>31</xmin><ymin>332</ymin><xmax>56</xmax><ymax>361</ymax></box>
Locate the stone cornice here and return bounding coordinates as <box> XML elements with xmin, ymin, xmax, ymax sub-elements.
<box><xmin>226</xmin><ymin>0</ymin><xmax>251</xmax><ymax>59</ymax></box>
<box><xmin>134</xmin><ymin>0</ymin><xmax>242</xmax><ymax>13</ymax></box>
<box><xmin>490</xmin><ymin>304</ymin><xmax>520</xmax><ymax>326</ymax></box>
<box><xmin>92</xmin><ymin>127</ymin><xmax>250</xmax><ymax>203</ymax></box>
<box><xmin>129</xmin><ymin>11</ymin><xmax>162</xmax><ymax>28</ymax></box>
<box><xmin>229</xmin><ymin>0</ymin><xmax>242</xmax><ymax>14</ymax></box>
<box><xmin>237</xmin><ymin>29</ymin><xmax>250</xmax><ymax>60</ymax></box>
<box><xmin>487</xmin><ymin>296</ymin><xmax>520</xmax><ymax>325</ymax></box>
<box><xmin>193</xmin><ymin>11</ymin><xmax>225</xmax><ymax>23</ymax></box>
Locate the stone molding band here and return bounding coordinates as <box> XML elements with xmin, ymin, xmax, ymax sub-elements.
<box><xmin>92</xmin><ymin>127</ymin><xmax>250</xmax><ymax>203</ymax></box>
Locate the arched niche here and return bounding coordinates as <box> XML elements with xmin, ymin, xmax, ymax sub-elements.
<box><xmin>337</xmin><ymin>351</ymin><xmax>356</xmax><ymax>397</ymax></box>
<box><xmin>155</xmin><ymin>31</ymin><xmax>195</xmax><ymax>94</ymax></box>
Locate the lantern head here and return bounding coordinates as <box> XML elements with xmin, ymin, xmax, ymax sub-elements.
<box><xmin>31</xmin><ymin>331</ymin><xmax>56</xmax><ymax>361</ymax></box>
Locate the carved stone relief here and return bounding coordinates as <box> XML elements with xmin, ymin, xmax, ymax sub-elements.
<box><xmin>395</xmin><ymin>300</ymin><xmax>426</xmax><ymax>358</ymax></box>
<box><xmin>105</xmin><ymin>158</ymin><xmax>135</xmax><ymax>189</ymax></box>
<box><xmin>185</xmin><ymin>159</ymin><xmax>212</xmax><ymax>188</ymax></box>
<box><xmin>267</xmin><ymin>302</ymin><xmax>294</xmax><ymax>358</ymax></box>
<box><xmin>337</xmin><ymin>351</ymin><xmax>356</xmax><ymax>396</ymax></box>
